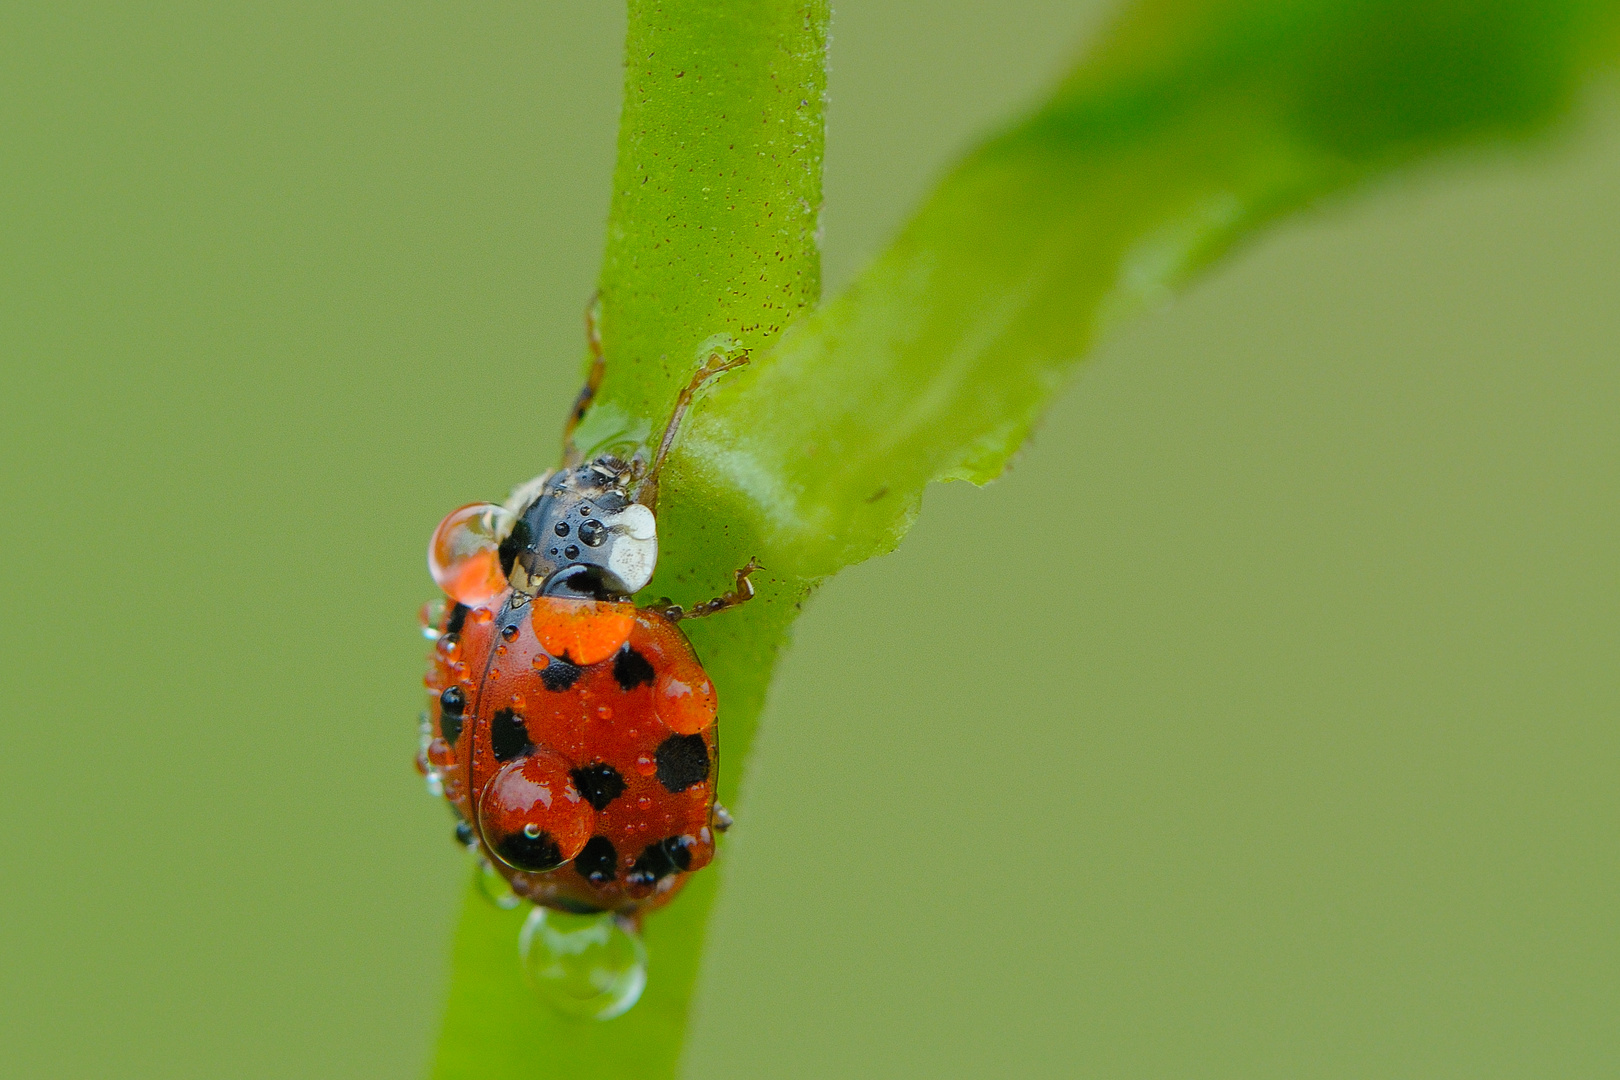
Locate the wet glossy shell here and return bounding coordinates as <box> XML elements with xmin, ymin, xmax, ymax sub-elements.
<box><xmin>423</xmin><ymin>592</ymin><xmax>718</xmax><ymax>915</ymax></box>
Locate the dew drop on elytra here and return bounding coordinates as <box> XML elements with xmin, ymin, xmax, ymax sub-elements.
<box><xmin>518</xmin><ymin>908</ymin><xmax>646</xmax><ymax>1020</ymax></box>
<box><xmin>428</xmin><ymin>503</ymin><xmax>514</xmax><ymax>608</ymax></box>
<box><xmin>476</xmin><ymin>857</ymin><xmax>522</xmax><ymax>910</ymax></box>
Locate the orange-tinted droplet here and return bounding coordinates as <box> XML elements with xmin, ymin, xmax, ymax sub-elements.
<box><xmin>529</xmin><ymin>598</ymin><xmax>634</xmax><ymax>666</ymax></box>
<box><xmin>427</xmin><ymin>737</ymin><xmax>454</xmax><ymax>769</ymax></box>
<box><xmin>428</xmin><ymin>503</ymin><xmax>511</xmax><ymax>608</ymax></box>
<box><xmin>478</xmin><ymin>751</ymin><xmax>593</xmax><ymax>873</ymax></box>
<box><xmin>655</xmin><ymin>672</ymin><xmax>717</xmax><ymax>734</ymax></box>
<box><xmin>531</xmin><ymin>653</ymin><xmax>550</xmax><ymax>671</ymax></box>
<box><xmin>596</xmin><ymin>705</ymin><xmax>614</xmax><ymax>720</ymax></box>
<box><xmin>634</xmin><ymin>755</ymin><xmax>656</xmax><ymax>777</ymax></box>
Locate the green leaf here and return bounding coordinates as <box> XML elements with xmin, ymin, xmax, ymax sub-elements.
<box><xmin>432</xmin><ymin>1</ymin><xmax>1618</xmax><ymax>1075</ymax></box>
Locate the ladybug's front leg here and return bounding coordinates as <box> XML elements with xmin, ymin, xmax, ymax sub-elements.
<box><xmin>647</xmin><ymin>558</ymin><xmax>760</xmax><ymax>622</ymax></box>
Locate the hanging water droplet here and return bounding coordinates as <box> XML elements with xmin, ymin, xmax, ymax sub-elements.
<box><xmin>418</xmin><ymin>717</ymin><xmax>444</xmax><ymax>797</ymax></box>
<box><xmin>518</xmin><ymin>908</ymin><xmax>647</xmax><ymax>1020</ymax></box>
<box><xmin>428</xmin><ymin>503</ymin><xmax>514</xmax><ymax>608</ymax></box>
<box><xmin>419</xmin><ymin>598</ymin><xmax>447</xmax><ymax>640</ymax></box>
<box><xmin>476</xmin><ymin>857</ymin><xmax>522</xmax><ymax>910</ymax></box>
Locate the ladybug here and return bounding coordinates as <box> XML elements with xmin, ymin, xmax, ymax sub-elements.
<box><xmin>417</xmin><ymin>324</ymin><xmax>755</xmax><ymax>918</ymax></box>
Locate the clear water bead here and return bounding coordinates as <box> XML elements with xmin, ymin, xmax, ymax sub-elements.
<box><xmin>475</xmin><ymin>857</ymin><xmax>522</xmax><ymax>910</ymax></box>
<box><xmin>419</xmin><ymin>597</ymin><xmax>447</xmax><ymax>640</ymax></box>
<box><xmin>518</xmin><ymin>908</ymin><xmax>647</xmax><ymax>1021</ymax></box>
<box><xmin>428</xmin><ymin>503</ymin><xmax>513</xmax><ymax>608</ymax></box>
<box><xmin>416</xmin><ymin>713</ymin><xmax>443</xmax><ymax>797</ymax></box>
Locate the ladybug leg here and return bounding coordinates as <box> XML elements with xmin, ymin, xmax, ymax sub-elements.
<box><xmin>635</xmin><ymin>347</ymin><xmax>750</xmax><ymax>513</ymax></box>
<box><xmin>561</xmin><ymin>292</ymin><xmax>607</xmax><ymax>467</ymax></box>
<box><xmin>647</xmin><ymin>558</ymin><xmax>760</xmax><ymax>622</ymax></box>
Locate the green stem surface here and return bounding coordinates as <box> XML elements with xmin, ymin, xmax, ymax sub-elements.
<box><xmin>433</xmin><ymin>4</ymin><xmax>827</xmax><ymax>1078</ymax></box>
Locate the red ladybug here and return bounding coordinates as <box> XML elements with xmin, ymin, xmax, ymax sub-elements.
<box><xmin>418</xmin><ymin>334</ymin><xmax>754</xmax><ymax>918</ymax></box>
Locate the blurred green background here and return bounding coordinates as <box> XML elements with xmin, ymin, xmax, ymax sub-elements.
<box><xmin>4</xmin><ymin>1</ymin><xmax>1618</xmax><ymax>1077</ymax></box>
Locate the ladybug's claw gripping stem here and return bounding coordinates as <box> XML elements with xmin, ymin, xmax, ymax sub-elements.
<box><xmin>561</xmin><ymin>293</ymin><xmax>607</xmax><ymax>467</ymax></box>
<box><xmin>637</xmin><ymin>348</ymin><xmax>750</xmax><ymax>514</ymax></box>
<box><xmin>649</xmin><ymin>558</ymin><xmax>761</xmax><ymax>622</ymax></box>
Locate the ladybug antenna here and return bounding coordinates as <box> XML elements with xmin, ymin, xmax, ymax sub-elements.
<box><xmin>561</xmin><ymin>293</ymin><xmax>607</xmax><ymax>468</ymax></box>
<box><xmin>637</xmin><ymin>348</ymin><xmax>749</xmax><ymax>513</ymax></box>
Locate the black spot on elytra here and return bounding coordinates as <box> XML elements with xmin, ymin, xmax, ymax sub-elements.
<box><xmin>495</xmin><ymin>829</ymin><xmax>565</xmax><ymax>873</ymax></box>
<box><xmin>445</xmin><ymin>604</ymin><xmax>469</xmax><ymax>636</ymax></box>
<box><xmin>627</xmin><ymin>835</ymin><xmax>695</xmax><ymax>886</ymax></box>
<box><xmin>613</xmin><ymin>646</ymin><xmax>656</xmax><ymax>691</ymax></box>
<box><xmin>570</xmin><ymin>763</ymin><xmax>626</xmax><ymax>811</ymax></box>
<box><xmin>498</xmin><ymin>518</ymin><xmax>532</xmax><ymax>577</ymax></box>
<box><xmin>490</xmin><ymin>709</ymin><xmax>532</xmax><ymax>762</ymax></box>
<box><xmin>438</xmin><ymin>687</ymin><xmax>465</xmax><ymax>745</ymax></box>
<box><xmin>538</xmin><ymin>656</ymin><xmax>583</xmax><ymax>692</ymax></box>
<box><xmin>575</xmin><ymin>836</ymin><xmax>618</xmax><ymax>886</ymax></box>
<box><xmin>655</xmin><ymin>733</ymin><xmax>710</xmax><ymax>793</ymax></box>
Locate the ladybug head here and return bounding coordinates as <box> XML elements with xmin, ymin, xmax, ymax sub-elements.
<box><xmin>497</xmin><ymin>458</ymin><xmax>658</xmax><ymax>601</ymax></box>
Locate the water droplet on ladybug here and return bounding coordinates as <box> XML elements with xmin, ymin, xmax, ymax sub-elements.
<box><xmin>634</xmin><ymin>755</ymin><xmax>655</xmax><ymax>777</ymax></box>
<box><xmin>419</xmin><ymin>598</ymin><xmax>447</xmax><ymax>639</ymax></box>
<box><xmin>495</xmin><ymin>644</ymin><xmax>507</xmax><ymax>657</ymax></box>
<box><xmin>472</xmin><ymin>607</ymin><xmax>494</xmax><ymax>624</ymax></box>
<box><xmin>428</xmin><ymin>503</ymin><xmax>513</xmax><ymax>608</ymax></box>
<box><xmin>577</xmin><ymin>519</ymin><xmax>605</xmax><ymax>547</ymax></box>
<box><xmin>510</xmin><ymin>692</ymin><xmax>526</xmax><ymax>710</ymax></box>
<box><xmin>531</xmin><ymin>653</ymin><xmax>550</xmax><ymax>671</ymax></box>
<box><xmin>655</xmin><ymin>672</ymin><xmax>717</xmax><ymax>735</ymax></box>
<box><xmin>501</xmin><ymin>624</ymin><xmax>519</xmax><ymax>641</ymax></box>
<box><xmin>596</xmin><ymin>705</ymin><xmax>613</xmax><ymax>720</ymax></box>
<box><xmin>554</xmin><ymin>521</ymin><xmax>570</xmax><ymax>537</ymax></box>
<box><xmin>476</xmin><ymin>857</ymin><xmax>522</xmax><ymax>910</ymax></box>
<box><xmin>564</xmin><ymin>544</ymin><xmax>580</xmax><ymax>560</ymax></box>
<box><xmin>427</xmin><ymin>737</ymin><xmax>454</xmax><ymax>770</ymax></box>
<box><xmin>637</xmin><ymin>796</ymin><xmax>652</xmax><ymax>811</ymax></box>
<box><xmin>519</xmin><ymin>909</ymin><xmax>646</xmax><ymax>1021</ymax></box>
<box><xmin>479</xmin><ymin>752</ymin><xmax>593</xmax><ymax>873</ymax></box>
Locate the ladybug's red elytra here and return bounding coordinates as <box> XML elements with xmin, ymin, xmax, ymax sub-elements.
<box><xmin>418</xmin><ymin>315</ymin><xmax>755</xmax><ymax>919</ymax></box>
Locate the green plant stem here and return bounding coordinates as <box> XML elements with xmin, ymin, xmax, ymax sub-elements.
<box><xmin>432</xmin><ymin>4</ymin><xmax>827</xmax><ymax>1078</ymax></box>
